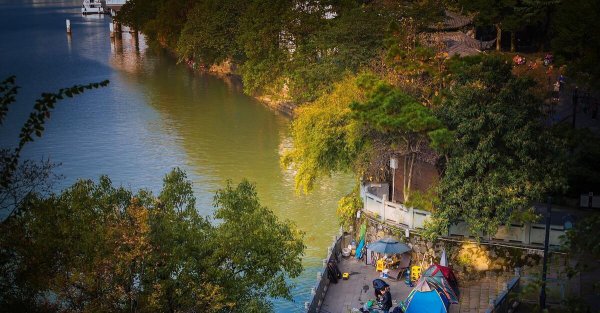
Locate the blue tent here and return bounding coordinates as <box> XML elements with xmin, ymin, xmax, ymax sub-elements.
<box><xmin>402</xmin><ymin>289</ymin><xmax>450</xmax><ymax>313</ymax></box>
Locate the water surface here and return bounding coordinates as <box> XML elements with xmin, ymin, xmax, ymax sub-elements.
<box><xmin>0</xmin><ymin>1</ymin><xmax>354</xmax><ymax>311</ymax></box>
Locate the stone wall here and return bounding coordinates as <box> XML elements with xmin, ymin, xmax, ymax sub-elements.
<box><xmin>360</xmin><ymin>217</ymin><xmax>551</xmax><ymax>282</ymax></box>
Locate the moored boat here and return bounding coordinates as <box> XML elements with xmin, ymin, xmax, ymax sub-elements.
<box><xmin>81</xmin><ymin>0</ymin><xmax>107</xmax><ymax>15</ymax></box>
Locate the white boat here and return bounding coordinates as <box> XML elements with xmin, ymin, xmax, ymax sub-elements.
<box><xmin>81</xmin><ymin>0</ymin><xmax>107</xmax><ymax>15</ymax></box>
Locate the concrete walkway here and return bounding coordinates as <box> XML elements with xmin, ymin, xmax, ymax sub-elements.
<box><xmin>319</xmin><ymin>258</ymin><xmax>411</xmax><ymax>313</ymax></box>
<box><xmin>319</xmin><ymin>257</ymin><xmax>513</xmax><ymax>313</ymax></box>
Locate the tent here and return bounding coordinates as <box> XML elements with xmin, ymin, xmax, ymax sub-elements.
<box><xmin>401</xmin><ymin>289</ymin><xmax>450</xmax><ymax>313</ymax></box>
<box><xmin>423</xmin><ymin>264</ymin><xmax>459</xmax><ymax>297</ymax></box>
<box><xmin>413</xmin><ymin>276</ymin><xmax>459</xmax><ymax>304</ymax></box>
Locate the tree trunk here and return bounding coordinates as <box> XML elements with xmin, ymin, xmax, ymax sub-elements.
<box><xmin>495</xmin><ymin>24</ymin><xmax>502</xmax><ymax>51</ymax></box>
<box><xmin>402</xmin><ymin>153</ymin><xmax>416</xmax><ymax>203</ymax></box>
<box><xmin>510</xmin><ymin>31</ymin><xmax>516</xmax><ymax>52</ymax></box>
<box><xmin>403</xmin><ymin>156</ymin><xmax>408</xmax><ymax>202</ymax></box>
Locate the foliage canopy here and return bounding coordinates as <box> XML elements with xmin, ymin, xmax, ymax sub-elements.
<box><xmin>433</xmin><ymin>56</ymin><xmax>567</xmax><ymax>235</ymax></box>
<box><xmin>0</xmin><ymin>169</ymin><xmax>305</xmax><ymax>312</ymax></box>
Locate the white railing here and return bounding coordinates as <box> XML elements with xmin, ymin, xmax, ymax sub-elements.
<box><xmin>361</xmin><ymin>183</ymin><xmax>566</xmax><ymax>248</ymax></box>
<box><xmin>105</xmin><ymin>0</ymin><xmax>127</xmax><ymax>5</ymax></box>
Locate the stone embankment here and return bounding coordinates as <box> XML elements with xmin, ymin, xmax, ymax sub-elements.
<box><xmin>358</xmin><ymin>217</ymin><xmax>580</xmax><ymax>311</ymax></box>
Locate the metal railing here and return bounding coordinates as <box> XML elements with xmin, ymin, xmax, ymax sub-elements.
<box><xmin>485</xmin><ymin>275</ymin><xmax>521</xmax><ymax>313</ymax></box>
<box><xmin>304</xmin><ymin>231</ymin><xmax>344</xmax><ymax>313</ymax></box>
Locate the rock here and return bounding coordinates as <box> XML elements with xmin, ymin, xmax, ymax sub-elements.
<box><xmin>472</xmin><ymin>256</ymin><xmax>489</xmax><ymax>271</ymax></box>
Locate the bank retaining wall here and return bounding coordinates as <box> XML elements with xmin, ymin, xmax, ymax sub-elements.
<box><xmin>304</xmin><ymin>230</ymin><xmax>344</xmax><ymax>313</ymax></box>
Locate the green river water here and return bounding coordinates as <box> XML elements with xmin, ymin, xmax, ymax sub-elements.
<box><xmin>0</xmin><ymin>1</ymin><xmax>354</xmax><ymax>311</ymax></box>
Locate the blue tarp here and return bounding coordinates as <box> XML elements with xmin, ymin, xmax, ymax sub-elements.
<box><xmin>403</xmin><ymin>290</ymin><xmax>450</xmax><ymax>313</ymax></box>
<box><xmin>366</xmin><ymin>237</ymin><xmax>411</xmax><ymax>255</ymax></box>
<box><xmin>355</xmin><ymin>237</ymin><xmax>365</xmax><ymax>259</ymax></box>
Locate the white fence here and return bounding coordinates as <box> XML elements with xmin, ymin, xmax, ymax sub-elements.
<box><xmin>580</xmin><ymin>194</ymin><xmax>600</xmax><ymax>208</ymax></box>
<box><xmin>361</xmin><ymin>184</ymin><xmax>566</xmax><ymax>247</ymax></box>
<box><xmin>105</xmin><ymin>0</ymin><xmax>127</xmax><ymax>5</ymax></box>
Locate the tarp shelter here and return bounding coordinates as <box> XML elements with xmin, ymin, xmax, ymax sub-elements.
<box><xmin>355</xmin><ymin>222</ymin><xmax>367</xmax><ymax>259</ymax></box>
<box><xmin>402</xmin><ymin>289</ymin><xmax>450</xmax><ymax>313</ymax></box>
<box><xmin>423</xmin><ymin>264</ymin><xmax>459</xmax><ymax>297</ymax></box>
<box><xmin>440</xmin><ymin>248</ymin><xmax>447</xmax><ymax>266</ymax></box>
<box><xmin>413</xmin><ymin>276</ymin><xmax>459</xmax><ymax>304</ymax></box>
<box><xmin>366</xmin><ymin>237</ymin><xmax>411</xmax><ymax>255</ymax></box>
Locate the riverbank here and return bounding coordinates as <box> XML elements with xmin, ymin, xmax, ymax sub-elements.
<box><xmin>183</xmin><ymin>57</ymin><xmax>297</xmax><ymax>117</ymax></box>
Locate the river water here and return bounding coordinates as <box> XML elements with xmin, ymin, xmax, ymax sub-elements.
<box><xmin>0</xmin><ymin>1</ymin><xmax>354</xmax><ymax>311</ymax></box>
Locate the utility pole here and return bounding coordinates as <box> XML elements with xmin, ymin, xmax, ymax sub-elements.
<box><xmin>390</xmin><ymin>157</ymin><xmax>398</xmax><ymax>202</ymax></box>
<box><xmin>540</xmin><ymin>196</ymin><xmax>552</xmax><ymax>310</ymax></box>
<box><xmin>572</xmin><ymin>87</ymin><xmax>579</xmax><ymax>128</ymax></box>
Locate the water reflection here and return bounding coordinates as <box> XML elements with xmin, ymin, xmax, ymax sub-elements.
<box><xmin>108</xmin><ymin>36</ymin><xmax>355</xmax><ymax>312</ymax></box>
<box><xmin>109</xmin><ymin>35</ymin><xmax>355</xmax><ymax>256</ymax></box>
<box><xmin>66</xmin><ymin>33</ymin><xmax>72</xmax><ymax>53</ymax></box>
<box><xmin>0</xmin><ymin>1</ymin><xmax>355</xmax><ymax>311</ymax></box>
<box><xmin>110</xmin><ymin>32</ymin><xmax>147</xmax><ymax>74</ymax></box>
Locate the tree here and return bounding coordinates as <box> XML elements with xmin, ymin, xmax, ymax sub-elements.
<box><xmin>433</xmin><ymin>56</ymin><xmax>567</xmax><ymax>236</ymax></box>
<box><xmin>285</xmin><ymin>4</ymin><xmax>388</xmax><ymax>103</ymax></box>
<box><xmin>460</xmin><ymin>0</ymin><xmax>517</xmax><ymax>51</ymax></box>
<box><xmin>350</xmin><ymin>75</ymin><xmax>452</xmax><ymax>202</ymax></box>
<box><xmin>284</xmin><ymin>73</ymin><xmax>452</xmax><ymax>203</ymax></box>
<box><xmin>0</xmin><ymin>76</ymin><xmax>109</xmax><ymax>217</ymax></box>
<box><xmin>0</xmin><ymin>169</ymin><xmax>304</xmax><ymax>312</ymax></box>
<box><xmin>550</xmin><ymin>126</ymin><xmax>600</xmax><ymax>197</ymax></box>
<box><xmin>117</xmin><ymin>0</ymin><xmax>193</xmax><ymax>47</ymax></box>
<box><xmin>563</xmin><ymin>214</ymin><xmax>600</xmax><ymax>259</ymax></box>
<box><xmin>385</xmin><ymin>17</ymin><xmax>448</xmax><ymax>106</ymax></box>
<box><xmin>282</xmin><ymin>75</ymin><xmax>367</xmax><ymax>193</ymax></box>
<box><xmin>460</xmin><ymin>0</ymin><xmax>561</xmax><ymax>52</ymax></box>
<box><xmin>235</xmin><ymin>0</ymin><xmax>294</xmax><ymax>95</ymax></box>
<box><xmin>212</xmin><ymin>179</ymin><xmax>305</xmax><ymax>305</ymax></box>
<box><xmin>551</xmin><ymin>0</ymin><xmax>600</xmax><ymax>88</ymax></box>
<box><xmin>176</xmin><ymin>0</ymin><xmax>246</xmax><ymax>66</ymax></box>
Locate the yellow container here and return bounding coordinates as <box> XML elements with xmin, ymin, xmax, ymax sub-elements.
<box><xmin>410</xmin><ymin>265</ymin><xmax>422</xmax><ymax>281</ymax></box>
<box><xmin>376</xmin><ymin>259</ymin><xmax>385</xmax><ymax>272</ymax></box>
<box><xmin>342</xmin><ymin>272</ymin><xmax>349</xmax><ymax>280</ymax></box>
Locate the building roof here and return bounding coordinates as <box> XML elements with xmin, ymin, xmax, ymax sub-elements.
<box><xmin>422</xmin><ymin>31</ymin><xmax>496</xmax><ymax>57</ymax></box>
<box><xmin>429</xmin><ymin>10</ymin><xmax>473</xmax><ymax>31</ymax></box>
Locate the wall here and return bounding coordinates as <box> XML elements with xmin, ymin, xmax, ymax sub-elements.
<box><xmin>392</xmin><ymin>157</ymin><xmax>439</xmax><ymax>203</ymax></box>
<box><xmin>361</xmin><ymin>183</ymin><xmax>567</xmax><ymax>248</ymax></box>
<box><xmin>304</xmin><ymin>230</ymin><xmax>345</xmax><ymax>313</ymax></box>
<box><xmin>362</xmin><ymin>216</ymin><xmax>545</xmax><ymax>281</ymax></box>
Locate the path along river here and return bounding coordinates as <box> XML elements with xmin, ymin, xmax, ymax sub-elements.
<box><xmin>0</xmin><ymin>1</ymin><xmax>354</xmax><ymax>311</ymax></box>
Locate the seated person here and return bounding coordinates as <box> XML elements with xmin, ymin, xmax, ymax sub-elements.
<box><xmin>378</xmin><ymin>286</ymin><xmax>393</xmax><ymax>313</ymax></box>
